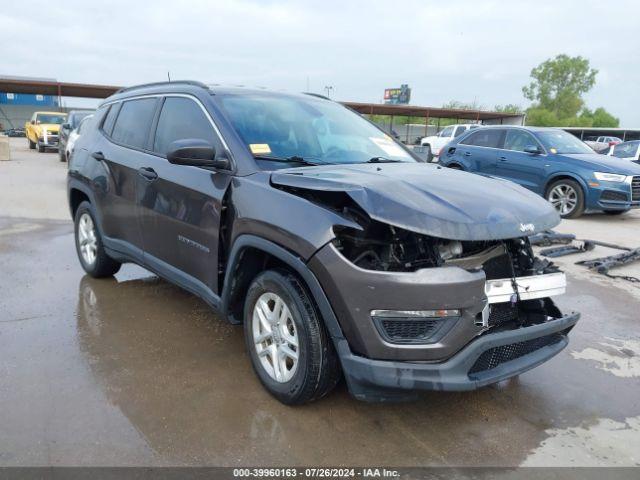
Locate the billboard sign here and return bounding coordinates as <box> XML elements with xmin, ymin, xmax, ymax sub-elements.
<box><xmin>384</xmin><ymin>84</ymin><xmax>411</xmax><ymax>104</ymax></box>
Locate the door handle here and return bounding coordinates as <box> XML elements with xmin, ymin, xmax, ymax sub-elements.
<box><xmin>499</xmin><ymin>156</ymin><xmax>508</xmax><ymax>161</ymax></box>
<box><xmin>91</xmin><ymin>151</ymin><xmax>105</xmax><ymax>161</ymax></box>
<box><xmin>138</xmin><ymin>167</ymin><xmax>158</xmax><ymax>181</ymax></box>
<box><xmin>464</xmin><ymin>151</ymin><xmax>472</xmax><ymax>156</ymax></box>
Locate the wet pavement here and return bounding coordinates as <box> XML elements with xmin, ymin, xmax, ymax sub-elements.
<box><xmin>1</xmin><ymin>139</ymin><xmax>639</xmax><ymax>467</ymax></box>
<box><xmin>1</xmin><ymin>216</ymin><xmax>639</xmax><ymax>467</ymax></box>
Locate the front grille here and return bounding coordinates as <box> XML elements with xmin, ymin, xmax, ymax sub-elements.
<box><xmin>601</xmin><ymin>190</ymin><xmax>628</xmax><ymax>202</ymax></box>
<box><xmin>377</xmin><ymin>317</ymin><xmax>441</xmax><ymax>343</ymax></box>
<box><xmin>632</xmin><ymin>176</ymin><xmax>640</xmax><ymax>201</ymax></box>
<box><xmin>482</xmin><ymin>253</ymin><xmax>513</xmax><ymax>280</ymax></box>
<box><xmin>468</xmin><ymin>333</ymin><xmax>564</xmax><ymax>375</ymax></box>
<box><xmin>488</xmin><ymin>302</ymin><xmax>519</xmax><ymax>327</ymax></box>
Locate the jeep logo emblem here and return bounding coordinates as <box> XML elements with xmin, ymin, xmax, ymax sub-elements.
<box><xmin>519</xmin><ymin>223</ymin><xmax>535</xmax><ymax>233</ymax></box>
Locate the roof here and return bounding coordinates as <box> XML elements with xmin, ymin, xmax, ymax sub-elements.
<box><xmin>342</xmin><ymin>101</ymin><xmax>524</xmax><ymax>121</ymax></box>
<box><xmin>0</xmin><ymin>78</ymin><xmax>523</xmax><ymax>122</ymax></box>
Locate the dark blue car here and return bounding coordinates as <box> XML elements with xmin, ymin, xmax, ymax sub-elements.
<box><xmin>439</xmin><ymin>126</ymin><xmax>640</xmax><ymax>218</ymax></box>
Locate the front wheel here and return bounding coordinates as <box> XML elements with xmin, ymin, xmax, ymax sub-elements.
<box><xmin>243</xmin><ymin>270</ymin><xmax>341</xmax><ymax>405</ymax></box>
<box><xmin>28</xmin><ymin>138</ymin><xmax>36</xmax><ymax>149</ymax></box>
<box><xmin>37</xmin><ymin>143</ymin><xmax>45</xmax><ymax>153</ymax></box>
<box><xmin>546</xmin><ymin>179</ymin><xmax>585</xmax><ymax>218</ymax></box>
<box><xmin>74</xmin><ymin>201</ymin><xmax>121</xmax><ymax>277</ymax></box>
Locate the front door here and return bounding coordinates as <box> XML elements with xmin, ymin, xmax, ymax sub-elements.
<box><xmin>136</xmin><ymin>96</ymin><xmax>232</xmax><ymax>297</ymax></box>
<box><xmin>494</xmin><ymin>129</ymin><xmax>547</xmax><ymax>194</ymax></box>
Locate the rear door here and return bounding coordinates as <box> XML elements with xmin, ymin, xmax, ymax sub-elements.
<box><xmin>94</xmin><ymin>98</ymin><xmax>159</xmax><ymax>259</ymax></box>
<box><xmin>494</xmin><ymin>129</ymin><xmax>547</xmax><ymax>193</ymax></box>
<box><xmin>455</xmin><ymin>129</ymin><xmax>504</xmax><ymax>174</ymax></box>
<box><xmin>137</xmin><ymin>95</ymin><xmax>232</xmax><ymax>296</ymax></box>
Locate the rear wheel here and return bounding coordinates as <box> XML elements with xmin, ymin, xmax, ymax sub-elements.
<box><xmin>546</xmin><ymin>179</ymin><xmax>585</xmax><ymax>219</ymax></box>
<box><xmin>74</xmin><ymin>201</ymin><xmax>121</xmax><ymax>277</ymax></box>
<box><xmin>244</xmin><ymin>270</ymin><xmax>341</xmax><ymax>405</ymax></box>
<box><xmin>28</xmin><ymin>138</ymin><xmax>36</xmax><ymax>149</ymax></box>
<box><xmin>59</xmin><ymin>148</ymin><xmax>66</xmax><ymax>162</ymax></box>
<box><xmin>424</xmin><ymin>145</ymin><xmax>433</xmax><ymax>163</ymax></box>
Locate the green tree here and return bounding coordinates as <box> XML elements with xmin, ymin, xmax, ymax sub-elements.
<box><xmin>494</xmin><ymin>104</ymin><xmax>524</xmax><ymax>114</ymax></box>
<box><xmin>523</xmin><ymin>54</ymin><xmax>597</xmax><ymax>119</ymax></box>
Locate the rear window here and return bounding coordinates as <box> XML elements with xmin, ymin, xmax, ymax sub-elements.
<box><xmin>461</xmin><ymin>129</ymin><xmax>503</xmax><ymax>148</ymax></box>
<box><xmin>612</xmin><ymin>142</ymin><xmax>639</xmax><ymax>158</ymax></box>
<box><xmin>102</xmin><ymin>103</ymin><xmax>121</xmax><ymax>137</ymax></box>
<box><xmin>111</xmin><ymin>98</ymin><xmax>157</xmax><ymax>149</ymax></box>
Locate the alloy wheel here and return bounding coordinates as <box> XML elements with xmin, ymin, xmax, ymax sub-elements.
<box><xmin>548</xmin><ymin>184</ymin><xmax>578</xmax><ymax>216</ymax></box>
<box><xmin>78</xmin><ymin>213</ymin><xmax>98</xmax><ymax>266</ymax></box>
<box><xmin>252</xmin><ymin>292</ymin><xmax>299</xmax><ymax>383</ymax></box>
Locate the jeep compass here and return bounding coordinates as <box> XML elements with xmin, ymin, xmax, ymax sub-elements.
<box><xmin>67</xmin><ymin>81</ymin><xmax>580</xmax><ymax>404</ymax></box>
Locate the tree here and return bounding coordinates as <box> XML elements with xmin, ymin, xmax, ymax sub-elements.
<box><xmin>523</xmin><ymin>54</ymin><xmax>597</xmax><ymax>119</ymax></box>
<box><xmin>494</xmin><ymin>104</ymin><xmax>524</xmax><ymax>114</ymax></box>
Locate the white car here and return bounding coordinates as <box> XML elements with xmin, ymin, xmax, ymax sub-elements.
<box><xmin>65</xmin><ymin>115</ymin><xmax>93</xmax><ymax>162</ymax></box>
<box><xmin>420</xmin><ymin>124</ymin><xmax>481</xmax><ymax>160</ymax></box>
<box><xmin>610</xmin><ymin>140</ymin><xmax>640</xmax><ymax>162</ymax></box>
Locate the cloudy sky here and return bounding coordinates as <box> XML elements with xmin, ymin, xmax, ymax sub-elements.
<box><xmin>2</xmin><ymin>0</ymin><xmax>639</xmax><ymax>125</ymax></box>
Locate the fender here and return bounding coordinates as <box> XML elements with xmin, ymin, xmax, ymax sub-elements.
<box><xmin>544</xmin><ymin>171</ymin><xmax>589</xmax><ymax>195</ymax></box>
<box><xmin>67</xmin><ymin>176</ymin><xmax>98</xmax><ymax>219</ymax></box>
<box><xmin>220</xmin><ymin>234</ymin><xmax>345</xmax><ymax>341</ymax></box>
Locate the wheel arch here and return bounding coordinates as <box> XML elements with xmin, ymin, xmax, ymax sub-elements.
<box><xmin>220</xmin><ymin>235</ymin><xmax>344</xmax><ymax>342</ymax></box>
<box><xmin>544</xmin><ymin>173</ymin><xmax>587</xmax><ymax>197</ymax></box>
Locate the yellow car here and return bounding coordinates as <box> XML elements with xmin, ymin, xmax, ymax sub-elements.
<box><xmin>25</xmin><ymin>111</ymin><xmax>67</xmax><ymax>153</ymax></box>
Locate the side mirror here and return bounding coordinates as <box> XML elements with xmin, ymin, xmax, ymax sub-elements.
<box><xmin>62</xmin><ymin>123</ymin><xmax>72</xmax><ymax>130</ymax></box>
<box><xmin>167</xmin><ymin>139</ymin><xmax>230</xmax><ymax>170</ymax></box>
<box><xmin>524</xmin><ymin>144</ymin><xmax>541</xmax><ymax>155</ymax></box>
<box><xmin>30</xmin><ymin>120</ymin><xmax>35</xmax><ymax>125</ymax></box>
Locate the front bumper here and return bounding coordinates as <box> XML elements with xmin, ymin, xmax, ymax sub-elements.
<box><xmin>338</xmin><ymin>312</ymin><xmax>579</xmax><ymax>401</ymax></box>
<box><xmin>38</xmin><ymin>135</ymin><xmax>59</xmax><ymax>147</ymax></box>
<box><xmin>588</xmin><ymin>177</ymin><xmax>640</xmax><ymax>210</ymax></box>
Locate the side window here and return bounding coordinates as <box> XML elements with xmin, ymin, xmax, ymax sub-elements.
<box><xmin>439</xmin><ymin>126</ymin><xmax>454</xmax><ymax>137</ymax></box>
<box><xmin>102</xmin><ymin>103</ymin><xmax>121</xmax><ymax>137</ymax></box>
<box><xmin>111</xmin><ymin>98</ymin><xmax>157</xmax><ymax>149</ymax></box>
<box><xmin>153</xmin><ymin>97</ymin><xmax>217</xmax><ymax>156</ymax></box>
<box><xmin>504</xmin><ymin>130</ymin><xmax>540</xmax><ymax>152</ymax></box>
<box><xmin>453</xmin><ymin>126</ymin><xmax>467</xmax><ymax>138</ymax></box>
<box><xmin>460</xmin><ymin>129</ymin><xmax>503</xmax><ymax>148</ymax></box>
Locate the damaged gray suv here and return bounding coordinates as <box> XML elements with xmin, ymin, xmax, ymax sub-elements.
<box><xmin>67</xmin><ymin>81</ymin><xmax>580</xmax><ymax>404</ymax></box>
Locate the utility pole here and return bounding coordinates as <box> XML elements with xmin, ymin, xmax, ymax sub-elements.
<box><xmin>324</xmin><ymin>86</ymin><xmax>334</xmax><ymax>98</ymax></box>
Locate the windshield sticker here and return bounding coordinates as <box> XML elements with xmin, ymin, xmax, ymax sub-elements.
<box><xmin>370</xmin><ymin>137</ymin><xmax>408</xmax><ymax>158</ymax></box>
<box><xmin>249</xmin><ymin>144</ymin><xmax>271</xmax><ymax>155</ymax></box>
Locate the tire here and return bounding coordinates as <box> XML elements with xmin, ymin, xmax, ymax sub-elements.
<box><xmin>74</xmin><ymin>201</ymin><xmax>121</xmax><ymax>278</ymax></box>
<box><xmin>37</xmin><ymin>143</ymin><xmax>45</xmax><ymax>153</ymax></box>
<box><xmin>28</xmin><ymin>138</ymin><xmax>36</xmax><ymax>149</ymax></box>
<box><xmin>546</xmin><ymin>179</ymin><xmax>585</xmax><ymax>219</ymax></box>
<box><xmin>604</xmin><ymin>210</ymin><xmax>627</xmax><ymax>216</ymax></box>
<box><xmin>59</xmin><ymin>148</ymin><xmax>66</xmax><ymax>162</ymax></box>
<box><xmin>243</xmin><ymin>269</ymin><xmax>341</xmax><ymax>405</ymax></box>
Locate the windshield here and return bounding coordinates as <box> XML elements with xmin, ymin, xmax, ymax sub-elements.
<box><xmin>536</xmin><ymin>130</ymin><xmax>594</xmax><ymax>154</ymax></box>
<box><xmin>218</xmin><ymin>93</ymin><xmax>415</xmax><ymax>165</ymax></box>
<box><xmin>36</xmin><ymin>114</ymin><xmax>66</xmax><ymax>125</ymax></box>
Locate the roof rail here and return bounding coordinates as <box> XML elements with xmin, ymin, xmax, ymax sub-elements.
<box><xmin>115</xmin><ymin>80</ymin><xmax>209</xmax><ymax>94</ymax></box>
<box><xmin>303</xmin><ymin>92</ymin><xmax>331</xmax><ymax>100</ymax></box>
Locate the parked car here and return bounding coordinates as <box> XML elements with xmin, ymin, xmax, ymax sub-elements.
<box><xmin>610</xmin><ymin>140</ymin><xmax>640</xmax><ymax>162</ymax></box>
<box><xmin>59</xmin><ymin>110</ymin><xmax>94</xmax><ymax>162</ymax></box>
<box><xmin>584</xmin><ymin>135</ymin><xmax>622</xmax><ymax>154</ymax></box>
<box><xmin>4</xmin><ymin>127</ymin><xmax>25</xmax><ymax>137</ymax></box>
<box><xmin>65</xmin><ymin>114</ymin><xmax>93</xmax><ymax>164</ymax></box>
<box><xmin>439</xmin><ymin>126</ymin><xmax>640</xmax><ymax>218</ymax></box>
<box><xmin>67</xmin><ymin>82</ymin><xmax>579</xmax><ymax>404</ymax></box>
<box><xmin>25</xmin><ymin>111</ymin><xmax>67</xmax><ymax>152</ymax></box>
<box><xmin>420</xmin><ymin>124</ymin><xmax>481</xmax><ymax>160</ymax></box>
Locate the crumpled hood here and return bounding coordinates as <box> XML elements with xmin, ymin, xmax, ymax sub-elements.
<box><xmin>271</xmin><ymin>163</ymin><xmax>560</xmax><ymax>240</ymax></box>
<box><xmin>562</xmin><ymin>153</ymin><xmax>640</xmax><ymax>175</ymax></box>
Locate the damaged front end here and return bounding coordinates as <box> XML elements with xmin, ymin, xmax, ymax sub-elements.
<box><xmin>273</xmin><ymin>165</ymin><xmax>579</xmax><ymax>399</ymax></box>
